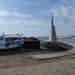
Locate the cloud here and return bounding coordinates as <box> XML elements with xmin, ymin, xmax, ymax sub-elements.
<box><xmin>0</xmin><ymin>19</ymin><xmax>49</xmax><ymax>28</ymax></box>
<box><xmin>13</xmin><ymin>12</ymin><xmax>32</xmax><ymax>18</ymax></box>
<box><xmin>40</xmin><ymin>0</ymin><xmax>75</xmax><ymax>35</ymax></box>
<box><xmin>0</xmin><ymin>10</ymin><xmax>11</xmax><ymax>17</ymax></box>
<box><xmin>0</xmin><ymin>18</ymin><xmax>49</xmax><ymax>36</ymax></box>
<box><xmin>42</xmin><ymin>5</ymin><xmax>70</xmax><ymax>18</ymax></box>
<box><xmin>0</xmin><ymin>0</ymin><xmax>75</xmax><ymax>36</ymax></box>
<box><xmin>0</xmin><ymin>10</ymin><xmax>32</xmax><ymax>18</ymax></box>
<box><xmin>50</xmin><ymin>6</ymin><xmax>70</xmax><ymax>18</ymax></box>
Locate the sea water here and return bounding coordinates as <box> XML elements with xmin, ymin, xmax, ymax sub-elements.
<box><xmin>38</xmin><ymin>37</ymin><xmax>75</xmax><ymax>44</ymax></box>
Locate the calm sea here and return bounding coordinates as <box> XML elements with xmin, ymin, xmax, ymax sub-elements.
<box><xmin>38</xmin><ymin>37</ymin><xmax>75</xmax><ymax>44</ymax></box>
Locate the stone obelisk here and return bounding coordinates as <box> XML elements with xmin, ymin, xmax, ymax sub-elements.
<box><xmin>49</xmin><ymin>15</ymin><xmax>57</xmax><ymax>41</ymax></box>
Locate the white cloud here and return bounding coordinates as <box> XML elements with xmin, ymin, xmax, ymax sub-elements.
<box><xmin>40</xmin><ymin>0</ymin><xmax>75</xmax><ymax>35</ymax></box>
<box><xmin>0</xmin><ymin>18</ymin><xmax>49</xmax><ymax>36</ymax></box>
<box><xmin>13</xmin><ymin>12</ymin><xmax>32</xmax><ymax>18</ymax></box>
<box><xmin>50</xmin><ymin>6</ymin><xmax>70</xmax><ymax>18</ymax></box>
<box><xmin>0</xmin><ymin>19</ymin><xmax>49</xmax><ymax>28</ymax></box>
<box><xmin>0</xmin><ymin>10</ymin><xmax>32</xmax><ymax>18</ymax></box>
<box><xmin>0</xmin><ymin>10</ymin><xmax>11</xmax><ymax>16</ymax></box>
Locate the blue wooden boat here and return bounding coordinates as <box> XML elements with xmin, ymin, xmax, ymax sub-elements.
<box><xmin>0</xmin><ymin>35</ymin><xmax>23</xmax><ymax>50</ymax></box>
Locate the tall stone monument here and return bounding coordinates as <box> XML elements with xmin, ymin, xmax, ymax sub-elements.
<box><xmin>49</xmin><ymin>15</ymin><xmax>57</xmax><ymax>41</ymax></box>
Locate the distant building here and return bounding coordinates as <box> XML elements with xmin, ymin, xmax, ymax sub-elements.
<box><xmin>49</xmin><ymin>15</ymin><xmax>57</xmax><ymax>41</ymax></box>
<box><xmin>22</xmin><ymin>37</ymin><xmax>40</xmax><ymax>49</ymax></box>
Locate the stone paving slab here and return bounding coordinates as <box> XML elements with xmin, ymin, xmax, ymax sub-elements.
<box><xmin>29</xmin><ymin>45</ymin><xmax>75</xmax><ymax>60</ymax></box>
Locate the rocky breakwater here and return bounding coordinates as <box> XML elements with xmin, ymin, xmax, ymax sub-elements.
<box><xmin>41</xmin><ymin>42</ymin><xmax>73</xmax><ymax>51</ymax></box>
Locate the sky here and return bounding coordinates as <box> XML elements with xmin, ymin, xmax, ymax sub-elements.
<box><xmin>0</xmin><ymin>0</ymin><xmax>75</xmax><ymax>36</ymax></box>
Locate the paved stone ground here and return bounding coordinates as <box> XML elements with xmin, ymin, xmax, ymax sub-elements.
<box><xmin>0</xmin><ymin>44</ymin><xmax>74</xmax><ymax>75</ymax></box>
<box><xmin>29</xmin><ymin>49</ymin><xmax>75</xmax><ymax>60</ymax></box>
<box><xmin>0</xmin><ymin>55</ymin><xmax>75</xmax><ymax>75</ymax></box>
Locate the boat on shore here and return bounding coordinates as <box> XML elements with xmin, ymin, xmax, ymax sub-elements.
<box><xmin>0</xmin><ymin>35</ymin><xmax>23</xmax><ymax>50</ymax></box>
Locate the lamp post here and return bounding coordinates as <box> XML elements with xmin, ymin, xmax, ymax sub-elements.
<box><xmin>16</xmin><ymin>34</ymin><xmax>23</xmax><ymax>49</ymax></box>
